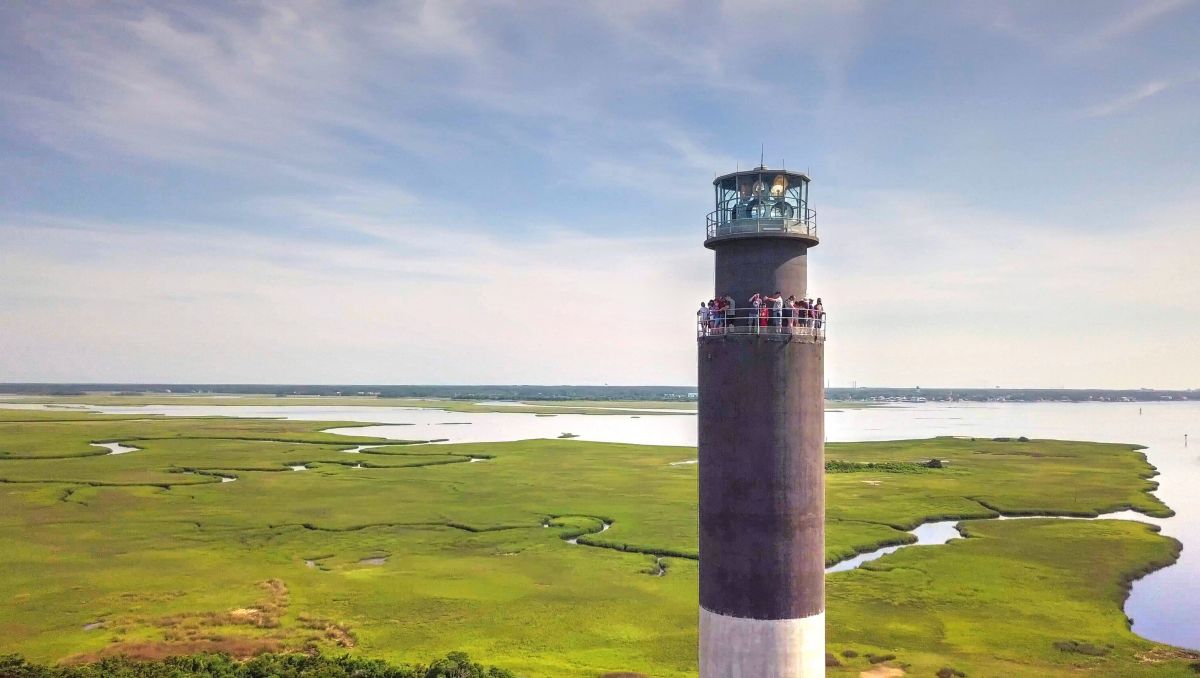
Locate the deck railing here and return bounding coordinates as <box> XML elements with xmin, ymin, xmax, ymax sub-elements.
<box><xmin>697</xmin><ymin>308</ymin><xmax>827</xmax><ymax>341</ymax></box>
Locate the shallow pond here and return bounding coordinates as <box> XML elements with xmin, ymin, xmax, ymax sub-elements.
<box><xmin>828</xmin><ymin>401</ymin><xmax>1199</xmax><ymax>650</ymax></box>
<box><xmin>91</xmin><ymin>442</ymin><xmax>139</xmax><ymax>455</ymax></box>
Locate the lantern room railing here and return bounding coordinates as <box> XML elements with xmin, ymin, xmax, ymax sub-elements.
<box><xmin>706</xmin><ymin>209</ymin><xmax>818</xmax><ymax>241</ymax></box>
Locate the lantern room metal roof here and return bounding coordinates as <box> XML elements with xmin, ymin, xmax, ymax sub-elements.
<box><xmin>713</xmin><ymin>167</ymin><xmax>811</xmax><ymax>185</ymax></box>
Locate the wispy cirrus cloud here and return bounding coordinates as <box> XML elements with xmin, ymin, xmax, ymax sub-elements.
<box><xmin>1068</xmin><ymin>0</ymin><xmax>1194</xmax><ymax>53</ymax></box>
<box><xmin>1083</xmin><ymin>72</ymin><xmax>1200</xmax><ymax>117</ymax></box>
<box><xmin>1085</xmin><ymin>80</ymin><xmax>1172</xmax><ymax>117</ymax></box>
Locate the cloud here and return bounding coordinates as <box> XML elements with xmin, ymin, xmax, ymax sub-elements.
<box><xmin>1068</xmin><ymin>0</ymin><xmax>1194</xmax><ymax>53</ymax></box>
<box><xmin>816</xmin><ymin>189</ymin><xmax>1200</xmax><ymax>388</ymax></box>
<box><xmin>962</xmin><ymin>0</ymin><xmax>1195</xmax><ymax>58</ymax></box>
<box><xmin>5</xmin><ymin>180</ymin><xmax>1200</xmax><ymax>388</ymax></box>
<box><xmin>1082</xmin><ymin>72</ymin><xmax>1200</xmax><ymax>117</ymax></box>
<box><xmin>1085</xmin><ymin>80</ymin><xmax>1172</xmax><ymax>117</ymax></box>
<box><xmin>0</xmin><ymin>203</ymin><xmax>706</xmax><ymax>383</ymax></box>
<box><xmin>2</xmin><ymin>2</ymin><xmax>509</xmax><ymax>172</ymax></box>
<box><xmin>2</xmin><ymin>1</ymin><xmax>1198</xmax><ymax>388</ymax></box>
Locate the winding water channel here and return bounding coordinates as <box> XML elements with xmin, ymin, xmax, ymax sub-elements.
<box><xmin>11</xmin><ymin>400</ymin><xmax>1198</xmax><ymax>650</ymax></box>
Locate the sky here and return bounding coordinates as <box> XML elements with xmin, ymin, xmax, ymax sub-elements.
<box><xmin>2</xmin><ymin>0</ymin><xmax>1199</xmax><ymax>388</ymax></box>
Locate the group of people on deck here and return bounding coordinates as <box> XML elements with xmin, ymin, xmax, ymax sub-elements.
<box><xmin>698</xmin><ymin>292</ymin><xmax>824</xmax><ymax>335</ymax></box>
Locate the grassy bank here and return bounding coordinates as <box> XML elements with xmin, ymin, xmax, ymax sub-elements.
<box><xmin>0</xmin><ymin>409</ymin><xmax>1193</xmax><ymax>676</ymax></box>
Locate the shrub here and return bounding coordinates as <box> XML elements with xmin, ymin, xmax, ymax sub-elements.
<box><xmin>1053</xmin><ymin>640</ymin><xmax>1110</xmax><ymax>656</ymax></box>
<box><xmin>1018</xmin><ymin>436</ymin><xmax>1030</xmax><ymax>442</ymax></box>
<box><xmin>925</xmin><ymin>458</ymin><xmax>944</xmax><ymax>468</ymax></box>
<box><xmin>840</xmin><ymin>649</ymin><xmax>859</xmax><ymax>658</ymax></box>
<box><xmin>826</xmin><ymin>460</ymin><xmax>934</xmax><ymax>474</ymax></box>
<box><xmin>824</xmin><ymin>653</ymin><xmax>841</xmax><ymax>667</ymax></box>
<box><xmin>0</xmin><ymin>651</ymin><xmax>514</xmax><ymax>678</ymax></box>
<box><xmin>425</xmin><ymin>651</ymin><xmax>515</xmax><ymax>678</ymax></box>
<box><xmin>866</xmin><ymin>653</ymin><xmax>896</xmax><ymax>664</ymax></box>
<box><xmin>937</xmin><ymin>668</ymin><xmax>967</xmax><ymax>678</ymax></box>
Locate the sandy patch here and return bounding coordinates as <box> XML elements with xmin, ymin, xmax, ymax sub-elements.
<box><xmin>860</xmin><ymin>667</ymin><xmax>905</xmax><ymax>678</ymax></box>
<box><xmin>1135</xmin><ymin>646</ymin><xmax>1200</xmax><ymax>663</ymax></box>
<box><xmin>228</xmin><ymin>607</ymin><xmax>267</xmax><ymax>624</ymax></box>
<box><xmin>861</xmin><ymin>480</ymin><xmax>882</xmax><ymax>486</ymax></box>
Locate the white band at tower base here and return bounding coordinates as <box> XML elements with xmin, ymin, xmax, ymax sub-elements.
<box><xmin>699</xmin><ymin>607</ymin><xmax>825</xmax><ymax>677</ymax></box>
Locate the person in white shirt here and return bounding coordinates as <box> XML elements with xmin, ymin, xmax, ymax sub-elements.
<box><xmin>767</xmin><ymin>291</ymin><xmax>784</xmax><ymax>330</ymax></box>
<box><xmin>698</xmin><ymin>302</ymin><xmax>710</xmax><ymax>336</ymax></box>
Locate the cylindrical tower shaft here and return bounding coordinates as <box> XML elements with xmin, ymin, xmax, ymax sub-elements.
<box><xmin>698</xmin><ymin>169</ymin><xmax>825</xmax><ymax>677</ymax></box>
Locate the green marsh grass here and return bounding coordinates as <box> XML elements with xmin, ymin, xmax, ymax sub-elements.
<box><xmin>0</xmin><ymin>410</ymin><xmax>1194</xmax><ymax>676</ymax></box>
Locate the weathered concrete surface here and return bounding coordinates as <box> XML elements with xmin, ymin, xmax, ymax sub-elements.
<box><xmin>711</xmin><ymin>237</ymin><xmax>808</xmax><ymax>304</ymax></box>
<box><xmin>698</xmin><ymin>228</ymin><xmax>825</xmax><ymax>677</ymax></box>
<box><xmin>699</xmin><ymin>607</ymin><xmax>825</xmax><ymax>677</ymax></box>
<box><xmin>698</xmin><ymin>337</ymin><xmax>825</xmax><ymax>619</ymax></box>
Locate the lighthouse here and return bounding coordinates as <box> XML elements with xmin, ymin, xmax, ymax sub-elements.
<box><xmin>697</xmin><ymin>167</ymin><xmax>826</xmax><ymax>676</ymax></box>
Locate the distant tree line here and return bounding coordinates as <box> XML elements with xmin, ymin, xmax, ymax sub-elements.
<box><xmin>0</xmin><ymin>383</ymin><xmax>697</xmax><ymax>401</ymax></box>
<box><xmin>825</xmin><ymin>460</ymin><xmax>942</xmax><ymax>473</ymax></box>
<box><xmin>1</xmin><ymin>383</ymin><xmax>1195</xmax><ymax>403</ymax></box>
<box><xmin>826</xmin><ymin>386</ymin><xmax>1196</xmax><ymax>402</ymax></box>
<box><xmin>0</xmin><ymin>651</ymin><xmax>515</xmax><ymax>678</ymax></box>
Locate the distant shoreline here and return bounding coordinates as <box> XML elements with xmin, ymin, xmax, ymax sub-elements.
<box><xmin>0</xmin><ymin>384</ymin><xmax>1195</xmax><ymax>405</ymax></box>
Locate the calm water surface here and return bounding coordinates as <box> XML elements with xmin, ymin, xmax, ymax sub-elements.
<box><xmin>8</xmin><ymin>400</ymin><xmax>1198</xmax><ymax>649</ymax></box>
<box><xmin>840</xmin><ymin>402</ymin><xmax>1199</xmax><ymax>650</ymax></box>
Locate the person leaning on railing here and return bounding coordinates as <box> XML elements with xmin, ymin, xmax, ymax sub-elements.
<box><xmin>697</xmin><ymin>294</ymin><xmax>825</xmax><ymax>337</ymax></box>
<box><xmin>748</xmin><ymin>293</ymin><xmax>762</xmax><ymax>333</ymax></box>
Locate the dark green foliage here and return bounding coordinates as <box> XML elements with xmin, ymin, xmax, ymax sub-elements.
<box><xmin>424</xmin><ymin>651</ymin><xmax>515</xmax><ymax>678</ymax></box>
<box><xmin>0</xmin><ymin>652</ymin><xmax>513</xmax><ymax>678</ymax></box>
<box><xmin>1189</xmin><ymin>660</ymin><xmax>1200</xmax><ymax>673</ymax></box>
<box><xmin>1018</xmin><ymin>436</ymin><xmax>1030</xmax><ymax>442</ymax></box>
<box><xmin>936</xmin><ymin>668</ymin><xmax>966</xmax><ymax>678</ymax></box>
<box><xmin>1052</xmin><ymin>640</ymin><xmax>1111</xmax><ymax>656</ymax></box>
<box><xmin>824</xmin><ymin>652</ymin><xmax>841</xmax><ymax>667</ymax></box>
<box><xmin>925</xmin><ymin>458</ymin><xmax>944</xmax><ymax>468</ymax></box>
<box><xmin>825</xmin><ymin>460</ymin><xmax>933</xmax><ymax>473</ymax></box>
<box><xmin>840</xmin><ymin>649</ymin><xmax>859</xmax><ymax>658</ymax></box>
<box><xmin>866</xmin><ymin>653</ymin><xmax>897</xmax><ymax>664</ymax></box>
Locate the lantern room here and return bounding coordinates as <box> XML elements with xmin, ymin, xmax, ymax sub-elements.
<box><xmin>706</xmin><ymin>167</ymin><xmax>818</xmax><ymax>248</ymax></box>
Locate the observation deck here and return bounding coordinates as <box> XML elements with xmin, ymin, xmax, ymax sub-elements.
<box><xmin>697</xmin><ymin>307</ymin><xmax>826</xmax><ymax>343</ymax></box>
<box><xmin>706</xmin><ymin>168</ymin><xmax>818</xmax><ymax>248</ymax></box>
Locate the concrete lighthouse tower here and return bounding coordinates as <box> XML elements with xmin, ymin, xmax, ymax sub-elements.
<box><xmin>697</xmin><ymin>167</ymin><xmax>825</xmax><ymax>676</ymax></box>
